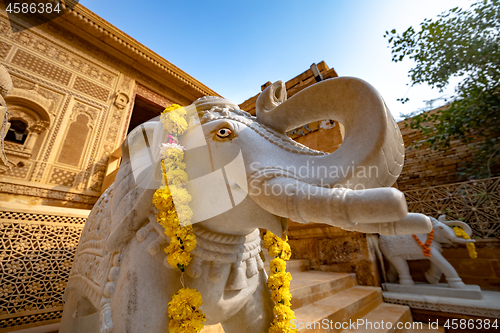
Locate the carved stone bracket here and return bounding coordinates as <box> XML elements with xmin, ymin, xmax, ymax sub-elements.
<box><xmin>113</xmin><ymin>91</ymin><xmax>129</xmax><ymax>110</ymax></box>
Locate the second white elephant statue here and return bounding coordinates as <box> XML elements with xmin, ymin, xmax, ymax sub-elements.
<box><xmin>380</xmin><ymin>215</ymin><xmax>475</xmax><ymax>289</ymax></box>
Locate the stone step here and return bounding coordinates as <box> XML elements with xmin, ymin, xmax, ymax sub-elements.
<box><xmin>291</xmin><ymin>271</ymin><xmax>357</xmax><ymax>310</ymax></box>
<box><xmin>341</xmin><ymin>303</ymin><xmax>411</xmax><ymax>333</ymax></box>
<box><xmin>287</xmin><ymin>259</ymin><xmax>310</xmax><ymax>273</ymax></box>
<box><xmin>294</xmin><ymin>286</ymin><xmax>383</xmax><ymax>333</ymax></box>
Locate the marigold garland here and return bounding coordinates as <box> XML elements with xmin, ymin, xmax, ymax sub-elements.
<box><xmin>262</xmin><ymin>231</ymin><xmax>297</xmax><ymax>333</ymax></box>
<box><xmin>153</xmin><ymin>104</ymin><xmax>206</xmax><ymax>332</ymax></box>
<box><xmin>453</xmin><ymin>226</ymin><xmax>477</xmax><ymax>259</ymax></box>
<box><xmin>412</xmin><ymin>230</ymin><xmax>434</xmax><ymax>257</ymax></box>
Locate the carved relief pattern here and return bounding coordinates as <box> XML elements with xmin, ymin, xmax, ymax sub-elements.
<box><xmin>5</xmin><ymin>66</ymin><xmax>107</xmax><ymax>110</ymax></box>
<box><xmin>48</xmin><ymin>168</ymin><xmax>77</xmax><ymax>188</ymax></box>
<box><xmin>73</xmin><ymin>77</ymin><xmax>110</xmax><ymax>102</ymax></box>
<box><xmin>89</xmin><ymin>163</ymin><xmax>106</xmax><ymax>193</ymax></box>
<box><xmin>69</xmin><ymin>189</ymin><xmax>113</xmax><ymax>306</ymax></box>
<box><xmin>0</xmin><ymin>211</ymin><xmax>85</xmax><ymax>330</ymax></box>
<box><xmin>119</xmin><ymin>76</ymin><xmax>132</xmax><ymax>91</ymax></box>
<box><xmin>0</xmin><ymin>17</ymin><xmax>116</xmax><ymax>87</ymax></box>
<box><xmin>43</xmin><ymin>21</ymin><xmax>191</xmax><ymax>104</ymax></box>
<box><xmin>11</xmin><ymin>76</ymin><xmax>63</xmax><ymax>110</ymax></box>
<box><xmin>404</xmin><ymin>176</ymin><xmax>500</xmax><ymax>238</ymax></box>
<box><xmin>11</xmin><ymin>49</ymin><xmax>72</xmax><ymax>86</ymax></box>
<box><xmin>2</xmin><ymin>162</ymin><xmax>31</xmax><ymax>180</ymax></box>
<box><xmin>0</xmin><ymin>40</ymin><xmax>12</xmax><ymax>59</ymax></box>
<box><xmin>41</xmin><ymin>95</ymin><xmax>71</xmax><ymax>164</ymax></box>
<box><xmin>78</xmin><ymin>104</ymin><xmax>107</xmax><ymax>192</ymax></box>
<box><xmin>101</xmin><ymin>106</ymin><xmax>123</xmax><ymax>160</ymax></box>
<box><xmin>383</xmin><ymin>295</ymin><xmax>500</xmax><ymax>318</ymax></box>
<box><xmin>0</xmin><ymin>182</ymin><xmax>98</xmax><ymax>207</ymax></box>
<box><xmin>71</xmin><ymin>101</ymin><xmax>99</xmax><ymax>124</ymax></box>
<box><xmin>136</xmin><ymin>84</ymin><xmax>173</xmax><ymax>108</ymax></box>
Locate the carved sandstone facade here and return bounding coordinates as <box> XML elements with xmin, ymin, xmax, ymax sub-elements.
<box><xmin>0</xmin><ymin>2</ymin><xmax>219</xmax><ymax>209</ymax></box>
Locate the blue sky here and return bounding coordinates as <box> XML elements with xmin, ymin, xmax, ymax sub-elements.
<box><xmin>82</xmin><ymin>0</ymin><xmax>472</xmax><ymax>120</ymax></box>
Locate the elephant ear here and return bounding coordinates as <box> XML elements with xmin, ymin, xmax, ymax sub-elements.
<box><xmin>438</xmin><ymin>215</ymin><xmax>447</xmax><ymax>223</ymax></box>
<box><xmin>255</xmin><ymin>77</ymin><xmax>404</xmax><ymax>188</ymax></box>
<box><xmin>436</xmin><ymin>215</ymin><xmax>473</xmax><ymax>237</ymax></box>
<box><xmin>443</xmin><ymin>220</ymin><xmax>473</xmax><ymax>237</ymax></box>
<box><xmin>106</xmin><ymin>121</ymin><xmax>160</xmax><ymax>252</ymax></box>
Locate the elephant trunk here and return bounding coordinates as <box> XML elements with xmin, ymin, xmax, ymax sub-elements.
<box><xmin>255</xmin><ymin>77</ymin><xmax>404</xmax><ymax>189</ymax></box>
<box><xmin>453</xmin><ymin>237</ymin><xmax>476</xmax><ymax>244</ymax></box>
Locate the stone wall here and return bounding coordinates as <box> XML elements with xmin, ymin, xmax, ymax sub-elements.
<box><xmin>288</xmin><ymin>222</ymin><xmax>381</xmax><ymax>286</ymax></box>
<box><xmin>395</xmin><ymin>110</ymin><xmax>499</xmax><ymax>192</ymax></box>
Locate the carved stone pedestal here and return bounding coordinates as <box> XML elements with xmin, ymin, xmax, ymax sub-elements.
<box><xmin>383</xmin><ymin>287</ymin><xmax>500</xmax><ymax>319</ymax></box>
<box><xmin>382</xmin><ymin>282</ymin><xmax>483</xmax><ymax>300</ymax></box>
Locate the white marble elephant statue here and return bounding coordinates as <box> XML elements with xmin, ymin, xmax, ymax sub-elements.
<box><xmin>379</xmin><ymin>215</ymin><xmax>475</xmax><ymax>289</ymax></box>
<box><xmin>60</xmin><ymin>77</ymin><xmax>432</xmax><ymax>333</ymax></box>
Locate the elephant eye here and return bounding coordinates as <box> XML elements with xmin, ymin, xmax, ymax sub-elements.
<box><xmin>216</xmin><ymin>128</ymin><xmax>231</xmax><ymax>138</ymax></box>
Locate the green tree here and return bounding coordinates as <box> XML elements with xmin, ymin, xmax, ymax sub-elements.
<box><xmin>385</xmin><ymin>0</ymin><xmax>500</xmax><ymax>178</ymax></box>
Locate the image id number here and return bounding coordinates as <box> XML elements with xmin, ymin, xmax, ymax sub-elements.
<box><xmin>444</xmin><ymin>318</ymin><xmax>498</xmax><ymax>330</ymax></box>
<box><xmin>6</xmin><ymin>2</ymin><xmax>61</xmax><ymax>14</ymax></box>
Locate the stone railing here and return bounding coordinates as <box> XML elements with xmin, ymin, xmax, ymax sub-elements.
<box><xmin>403</xmin><ymin>176</ymin><xmax>500</xmax><ymax>239</ymax></box>
<box><xmin>0</xmin><ymin>202</ymin><xmax>90</xmax><ymax>332</ymax></box>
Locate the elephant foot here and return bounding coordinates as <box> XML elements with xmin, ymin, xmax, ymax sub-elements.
<box><xmin>424</xmin><ymin>271</ymin><xmax>440</xmax><ymax>284</ymax></box>
<box><xmin>399</xmin><ymin>276</ymin><xmax>415</xmax><ymax>286</ymax></box>
<box><xmin>447</xmin><ymin>278</ymin><xmax>466</xmax><ymax>289</ymax></box>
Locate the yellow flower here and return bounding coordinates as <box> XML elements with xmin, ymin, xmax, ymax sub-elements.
<box><xmin>162</xmin><ymin>112</ymin><xmax>188</xmax><ymax>136</ymax></box>
<box><xmin>163</xmin><ymin>147</ymin><xmax>184</xmax><ymax>163</ymax></box>
<box><xmin>263</xmin><ymin>231</ymin><xmax>280</xmax><ymax>249</ymax></box>
<box><xmin>267</xmin><ymin>272</ymin><xmax>292</xmax><ymax>290</ymax></box>
<box><xmin>171</xmin><ymin>187</ymin><xmax>192</xmax><ymax>206</ymax></box>
<box><xmin>163</xmin><ymin>104</ymin><xmax>183</xmax><ymax>113</ymax></box>
<box><xmin>270</xmin><ymin>258</ymin><xmax>287</xmax><ymax>274</ymax></box>
<box><xmin>152</xmin><ymin>187</ymin><xmax>173</xmax><ymax>211</ymax></box>
<box><xmin>166</xmin><ymin>249</ymin><xmax>192</xmax><ymax>269</ymax></box>
<box><xmin>168</xmin><ymin>288</ymin><xmax>206</xmax><ymax>332</ymax></box>
<box><xmin>166</xmin><ymin>169</ymin><xmax>189</xmax><ymax>185</ymax></box>
<box><xmin>453</xmin><ymin>226</ymin><xmax>477</xmax><ymax>259</ymax></box>
<box><xmin>281</xmin><ymin>241</ymin><xmax>292</xmax><ymax>260</ymax></box>
<box><xmin>177</xmin><ymin>205</ymin><xmax>194</xmax><ymax>226</ymax></box>
<box><xmin>271</xmin><ymin>288</ymin><xmax>292</xmax><ymax>306</ymax></box>
<box><xmin>273</xmin><ymin>304</ymin><xmax>296</xmax><ymax>323</ymax></box>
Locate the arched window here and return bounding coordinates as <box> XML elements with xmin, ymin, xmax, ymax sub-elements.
<box><xmin>5</xmin><ymin>119</ymin><xmax>28</xmax><ymax>145</ymax></box>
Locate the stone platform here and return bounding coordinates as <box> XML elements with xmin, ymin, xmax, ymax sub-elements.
<box><xmin>383</xmin><ymin>289</ymin><xmax>500</xmax><ymax>319</ymax></box>
<box><xmin>382</xmin><ymin>283</ymin><xmax>483</xmax><ymax>300</ymax></box>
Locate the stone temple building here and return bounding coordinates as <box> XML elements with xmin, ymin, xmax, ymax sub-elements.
<box><xmin>1</xmin><ymin>1</ymin><xmax>499</xmax><ymax>332</ymax></box>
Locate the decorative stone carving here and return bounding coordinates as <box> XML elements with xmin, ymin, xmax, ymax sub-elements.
<box><xmin>379</xmin><ymin>215</ymin><xmax>476</xmax><ymax>289</ymax></box>
<box><xmin>0</xmin><ymin>203</ymin><xmax>89</xmax><ymax>331</ymax></box>
<box><xmin>7</xmin><ymin>86</ymin><xmax>54</xmax><ymax>118</ymax></box>
<box><xmin>60</xmin><ymin>78</ymin><xmax>432</xmax><ymax>333</ymax></box>
<box><xmin>113</xmin><ymin>91</ymin><xmax>129</xmax><ymax>110</ymax></box>
<box><xmin>0</xmin><ymin>64</ymin><xmax>13</xmax><ymax>167</ymax></box>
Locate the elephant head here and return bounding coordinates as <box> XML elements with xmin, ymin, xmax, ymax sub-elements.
<box><xmin>106</xmin><ymin>77</ymin><xmax>431</xmax><ymax>252</ymax></box>
<box><xmin>431</xmin><ymin>215</ymin><xmax>475</xmax><ymax>245</ymax></box>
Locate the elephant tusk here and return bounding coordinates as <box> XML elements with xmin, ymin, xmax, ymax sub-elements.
<box><xmin>248</xmin><ymin>176</ymin><xmax>431</xmax><ymax>235</ymax></box>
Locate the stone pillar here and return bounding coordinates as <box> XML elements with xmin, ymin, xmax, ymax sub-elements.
<box><xmin>26</xmin><ymin>120</ymin><xmax>49</xmax><ymax>151</ymax></box>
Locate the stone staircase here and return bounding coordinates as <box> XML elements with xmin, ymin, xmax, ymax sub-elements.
<box><xmin>203</xmin><ymin>259</ymin><xmax>443</xmax><ymax>333</ymax></box>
